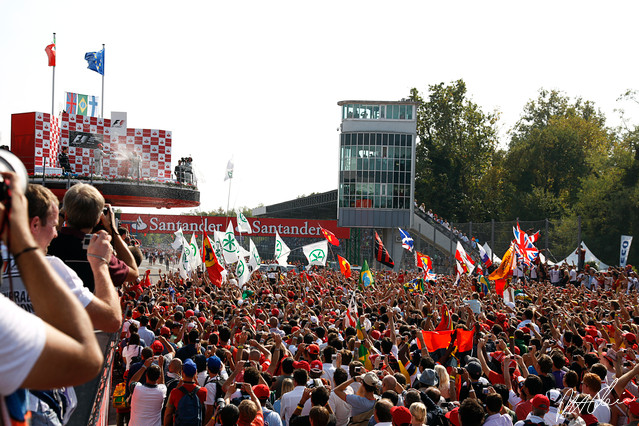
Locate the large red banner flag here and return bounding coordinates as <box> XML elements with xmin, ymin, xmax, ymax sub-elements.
<box><xmin>203</xmin><ymin>233</ymin><xmax>224</xmax><ymax>288</ymax></box>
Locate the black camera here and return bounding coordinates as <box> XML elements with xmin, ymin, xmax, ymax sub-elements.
<box><xmin>0</xmin><ymin>150</ymin><xmax>28</xmax><ymax>201</ymax></box>
<box><xmin>103</xmin><ymin>206</ymin><xmax>109</xmax><ymax>216</ymax></box>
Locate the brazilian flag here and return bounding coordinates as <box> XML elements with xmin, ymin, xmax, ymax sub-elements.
<box><xmin>359</xmin><ymin>260</ymin><xmax>374</xmax><ymax>289</ymax></box>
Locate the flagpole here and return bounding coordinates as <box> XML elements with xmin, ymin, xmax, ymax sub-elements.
<box><xmin>225</xmin><ymin>177</ymin><xmax>232</xmax><ymax>228</ymax></box>
<box><xmin>101</xmin><ymin>44</ymin><xmax>105</xmax><ymax>118</ymax></box>
<box><xmin>51</xmin><ymin>33</ymin><xmax>56</xmax><ymax>119</ymax></box>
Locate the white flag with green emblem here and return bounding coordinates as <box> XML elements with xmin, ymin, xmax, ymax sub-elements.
<box><xmin>212</xmin><ymin>231</ymin><xmax>227</xmax><ymax>267</ymax></box>
<box><xmin>235</xmin><ymin>209</ymin><xmax>252</xmax><ymax>234</ymax></box>
<box><xmin>236</xmin><ymin>256</ymin><xmax>250</xmax><ymax>287</ymax></box>
<box><xmin>249</xmin><ymin>239</ymin><xmax>261</xmax><ymax>273</ymax></box>
<box><xmin>220</xmin><ymin>222</ymin><xmax>240</xmax><ymax>264</ymax></box>
<box><xmin>178</xmin><ymin>238</ymin><xmax>192</xmax><ymax>279</ymax></box>
<box><xmin>302</xmin><ymin>240</ymin><xmax>328</xmax><ymax>267</ymax></box>
<box><xmin>188</xmin><ymin>234</ymin><xmax>202</xmax><ymax>268</ymax></box>
<box><xmin>224</xmin><ymin>159</ymin><xmax>234</xmax><ymax>181</ymax></box>
<box><xmin>274</xmin><ymin>231</ymin><xmax>291</xmax><ymax>267</ymax></box>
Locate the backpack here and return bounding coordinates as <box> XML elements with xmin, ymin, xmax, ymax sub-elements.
<box><xmin>161</xmin><ymin>376</ymin><xmax>180</xmax><ymax>419</ymax></box>
<box><xmin>348</xmin><ymin>407</ymin><xmax>375</xmax><ymax>426</ymax></box>
<box><xmin>112</xmin><ymin>382</ymin><xmax>130</xmax><ymax>409</ymax></box>
<box><xmin>203</xmin><ymin>375</ymin><xmax>223</xmax><ymax>403</ymax></box>
<box><xmin>175</xmin><ymin>385</ymin><xmax>202</xmax><ymax>426</ymax></box>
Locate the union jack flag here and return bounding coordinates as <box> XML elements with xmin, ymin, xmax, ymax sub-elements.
<box><xmin>513</xmin><ymin>222</ymin><xmax>539</xmax><ymax>266</ymax></box>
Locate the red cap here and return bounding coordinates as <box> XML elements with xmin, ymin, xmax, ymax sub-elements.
<box><xmin>291</xmin><ymin>326</ymin><xmax>300</xmax><ymax>333</ymax></box>
<box><xmin>132</xmin><ymin>311</ymin><xmax>141</xmax><ymax>320</ymax></box>
<box><xmin>391</xmin><ymin>406</ymin><xmax>412</xmax><ymax>426</ymax></box>
<box><xmin>253</xmin><ymin>384</ymin><xmax>270</xmax><ymax>399</ymax></box>
<box><xmin>308</xmin><ymin>344</ymin><xmax>320</xmax><ymax>355</ymax></box>
<box><xmin>624</xmin><ymin>398</ymin><xmax>639</xmax><ymax>416</ymax></box>
<box><xmin>160</xmin><ymin>326</ymin><xmax>171</xmax><ymax>336</ymax></box>
<box><xmin>151</xmin><ymin>340</ymin><xmax>164</xmax><ymax>354</ymax></box>
<box><xmin>310</xmin><ymin>360</ymin><xmax>323</xmax><ymax>371</ymax></box>
<box><xmin>532</xmin><ymin>394</ymin><xmax>550</xmax><ymax>411</ymax></box>
<box><xmin>288</xmin><ymin>291</ymin><xmax>295</xmax><ymax>299</ymax></box>
<box><xmin>293</xmin><ymin>361</ymin><xmax>310</xmax><ymax>372</ymax></box>
<box><xmin>445</xmin><ymin>407</ymin><xmax>460</xmax><ymax>426</ymax></box>
<box><xmin>370</xmin><ymin>330</ymin><xmax>381</xmax><ymax>340</ymax></box>
<box><xmin>491</xmin><ymin>351</ymin><xmax>505</xmax><ymax>363</ymax></box>
<box><xmin>625</xmin><ymin>332</ymin><xmax>637</xmax><ymax>343</ymax></box>
<box><xmin>198</xmin><ymin>316</ymin><xmax>206</xmax><ymax>324</ymax></box>
<box><xmin>271</xmin><ymin>308</ymin><xmax>280</xmax><ymax>317</ymax></box>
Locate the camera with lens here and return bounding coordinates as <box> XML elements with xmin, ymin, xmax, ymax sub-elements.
<box><xmin>216</xmin><ymin>397</ymin><xmax>226</xmax><ymax>409</ymax></box>
<box><xmin>0</xmin><ymin>150</ymin><xmax>28</xmax><ymax>201</ymax></box>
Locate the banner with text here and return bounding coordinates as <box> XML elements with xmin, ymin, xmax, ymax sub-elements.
<box><xmin>119</xmin><ymin>214</ymin><xmax>350</xmax><ymax>239</ymax></box>
<box><xmin>620</xmin><ymin>235</ymin><xmax>633</xmax><ymax>267</ymax></box>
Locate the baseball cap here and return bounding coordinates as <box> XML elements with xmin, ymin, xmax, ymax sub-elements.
<box><xmin>310</xmin><ymin>360</ymin><xmax>323</xmax><ymax>372</ymax></box>
<box><xmin>151</xmin><ymin>340</ymin><xmax>164</xmax><ymax>355</ymax></box>
<box><xmin>445</xmin><ymin>407</ymin><xmax>460</xmax><ymax>426</ymax></box>
<box><xmin>419</xmin><ymin>368</ymin><xmax>439</xmax><ymax>387</ymax></box>
<box><xmin>183</xmin><ymin>359</ymin><xmax>197</xmax><ymax>377</ymax></box>
<box><xmin>308</xmin><ymin>344</ymin><xmax>320</xmax><ymax>355</ymax></box>
<box><xmin>185</xmin><ymin>309</ymin><xmax>195</xmax><ymax>317</ymax></box>
<box><xmin>625</xmin><ymin>332</ymin><xmax>637</xmax><ymax>343</ymax></box>
<box><xmin>531</xmin><ymin>394</ymin><xmax>550</xmax><ymax>411</ymax></box>
<box><xmin>293</xmin><ymin>361</ymin><xmax>310</xmax><ymax>372</ymax></box>
<box><xmin>362</xmin><ymin>372</ymin><xmax>381</xmax><ymax>387</ymax></box>
<box><xmin>547</xmin><ymin>389</ymin><xmax>562</xmax><ymax>406</ymax></box>
<box><xmin>623</xmin><ymin>398</ymin><xmax>639</xmax><ymax>416</ymax></box>
<box><xmin>465</xmin><ymin>362</ymin><xmax>482</xmax><ymax>379</ymax></box>
<box><xmin>391</xmin><ymin>406</ymin><xmax>412</xmax><ymax>426</ymax></box>
<box><xmin>370</xmin><ymin>330</ymin><xmax>381</xmax><ymax>340</ymax></box>
<box><xmin>253</xmin><ymin>384</ymin><xmax>270</xmax><ymax>400</ymax></box>
<box><xmin>207</xmin><ymin>356</ymin><xmax>222</xmax><ymax>373</ymax></box>
<box><xmin>160</xmin><ymin>326</ymin><xmax>171</xmax><ymax>336</ymax></box>
<box><xmin>271</xmin><ymin>308</ymin><xmax>280</xmax><ymax>317</ymax></box>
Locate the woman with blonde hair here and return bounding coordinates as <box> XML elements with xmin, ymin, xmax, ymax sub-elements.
<box><xmin>434</xmin><ymin>364</ymin><xmax>451</xmax><ymax>400</ymax></box>
<box><xmin>273</xmin><ymin>378</ymin><xmax>294</xmax><ymax>417</ymax></box>
<box><xmin>410</xmin><ymin>402</ymin><xmax>427</xmax><ymax>426</ymax></box>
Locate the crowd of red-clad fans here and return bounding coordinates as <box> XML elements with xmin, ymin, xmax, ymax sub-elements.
<box><xmin>2</xmin><ymin>179</ymin><xmax>639</xmax><ymax>426</ymax></box>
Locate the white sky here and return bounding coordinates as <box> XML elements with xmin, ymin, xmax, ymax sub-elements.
<box><xmin>1</xmin><ymin>1</ymin><xmax>639</xmax><ymax>214</ymax></box>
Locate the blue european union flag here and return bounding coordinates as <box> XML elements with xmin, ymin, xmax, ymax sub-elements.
<box><xmin>85</xmin><ymin>48</ymin><xmax>104</xmax><ymax>75</ymax></box>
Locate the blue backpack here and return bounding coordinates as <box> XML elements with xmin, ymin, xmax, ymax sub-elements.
<box><xmin>175</xmin><ymin>385</ymin><xmax>202</xmax><ymax>426</ymax></box>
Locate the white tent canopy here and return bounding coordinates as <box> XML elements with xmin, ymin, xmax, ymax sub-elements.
<box><xmin>556</xmin><ymin>241</ymin><xmax>608</xmax><ymax>270</ymax></box>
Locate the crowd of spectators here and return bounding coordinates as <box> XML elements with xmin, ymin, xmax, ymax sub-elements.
<box><xmin>3</xmin><ymin>178</ymin><xmax>639</xmax><ymax>426</ymax></box>
<box><xmin>415</xmin><ymin>201</ymin><xmax>477</xmax><ymax>249</ymax></box>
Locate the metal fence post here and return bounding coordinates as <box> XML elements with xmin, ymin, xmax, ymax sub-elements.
<box><xmin>491</xmin><ymin>219</ymin><xmax>495</xmax><ymax>263</ymax></box>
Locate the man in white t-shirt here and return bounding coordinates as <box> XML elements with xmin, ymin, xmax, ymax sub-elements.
<box><xmin>130</xmin><ymin>362</ymin><xmax>167</xmax><ymax>426</ymax></box>
<box><xmin>0</xmin><ymin>184</ymin><xmax>121</xmax><ymax>332</ymax></box>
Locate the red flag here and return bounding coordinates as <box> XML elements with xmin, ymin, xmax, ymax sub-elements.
<box><xmin>416</xmin><ymin>329</ymin><xmax>475</xmax><ymax>357</ymax></box>
<box><xmin>337</xmin><ymin>255</ymin><xmax>351</xmax><ymax>278</ymax></box>
<box><xmin>45</xmin><ymin>43</ymin><xmax>56</xmax><ymax>67</ymax></box>
<box><xmin>435</xmin><ymin>304</ymin><xmax>453</xmax><ymax>331</ymax></box>
<box><xmin>415</xmin><ymin>251</ymin><xmax>432</xmax><ymax>271</ymax></box>
<box><xmin>374</xmin><ymin>231</ymin><xmax>394</xmax><ymax>268</ymax></box>
<box><xmin>202</xmin><ymin>233</ymin><xmax>224</xmax><ymax>288</ymax></box>
<box><xmin>320</xmin><ymin>227</ymin><xmax>340</xmax><ymax>246</ymax></box>
<box><xmin>495</xmin><ymin>278</ymin><xmax>507</xmax><ymax>297</ymax></box>
<box><xmin>142</xmin><ymin>269</ymin><xmax>151</xmax><ymax>288</ymax></box>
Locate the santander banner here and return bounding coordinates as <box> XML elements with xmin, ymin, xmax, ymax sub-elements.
<box><xmin>119</xmin><ymin>214</ymin><xmax>350</xmax><ymax>239</ymax></box>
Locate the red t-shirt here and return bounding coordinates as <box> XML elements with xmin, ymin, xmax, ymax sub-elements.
<box><xmin>167</xmin><ymin>383</ymin><xmax>207</xmax><ymax>413</ymax></box>
<box><xmin>515</xmin><ymin>400</ymin><xmax>532</xmax><ymax>421</ymax></box>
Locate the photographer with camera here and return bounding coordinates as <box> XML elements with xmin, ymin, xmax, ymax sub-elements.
<box><xmin>290</xmin><ymin>383</ymin><xmax>336</xmax><ymax>426</ymax></box>
<box><xmin>0</xmin><ymin>171</ymin><xmax>103</xmax><ymax>423</ymax></box>
<box><xmin>48</xmin><ymin>183</ymin><xmax>139</xmax><ymax>292</ymax></box>
<box><xmin>333</xmin><ymin>371</ymin><xmax>380</xmax><ymax>426</ymax></box>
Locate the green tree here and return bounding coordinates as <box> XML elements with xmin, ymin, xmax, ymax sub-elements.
<box><xmin>505</xmin><ymin>89</ymin><xmax>613</xmax><ymax>219</ymax></box>
<box><xmin>410</xmin><ymin>80</ymin><xmax>499</xmax><ymax>222</ymax></box>
<box><xmin>574</xmin><ymin>126</ymin><xmax>639</xmax><ymax>265</ymax></box>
